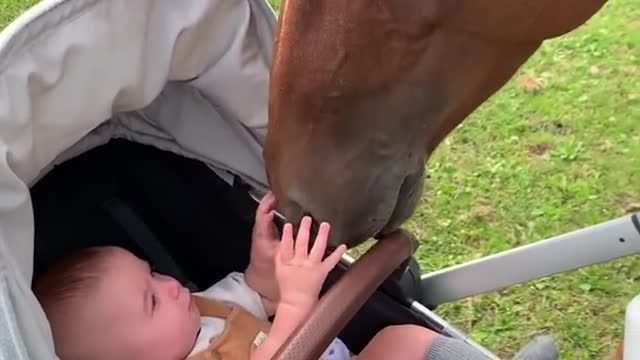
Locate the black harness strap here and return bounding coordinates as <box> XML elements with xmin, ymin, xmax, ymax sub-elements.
<box><xmin>103</xmin><ymin>197</ymin><xmax>197</xmax><ymax>291</ymax></box>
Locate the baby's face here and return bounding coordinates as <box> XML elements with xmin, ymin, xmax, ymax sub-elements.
<box><xmin>85</xmin><ymin>248</ymin><xmax>201</xmax><ymax>360</ymax></box>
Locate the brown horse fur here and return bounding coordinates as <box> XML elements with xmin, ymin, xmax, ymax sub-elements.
<box><xmin>602</xmin><ymin>343</ymin><xmax>624</xmax><ymax>360</ymax></box>
<box><xmin>264</xmin><ymin>0</ymin><xmax>609</xmax><ymax>248</ymax></box>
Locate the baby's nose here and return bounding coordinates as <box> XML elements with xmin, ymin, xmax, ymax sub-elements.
<box><xmin>166</xmin><ymin>279</ymin><xmax>180</xmax><ymax>299</ymax></box>
<box><xmin>156</xmin><ymin>274</ymin><xmax>181</xmax><ymax>299</ymax></box>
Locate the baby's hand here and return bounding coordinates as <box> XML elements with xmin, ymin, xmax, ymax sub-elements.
<box><xmin>245</xmin><ymin>191</ymin><xmax>281</xmax><ymax>309</ymax></box>
<box><xmin>275</xmin><ymin>216</ymin><xmax>347</xmax><ymax>310</ymax></box>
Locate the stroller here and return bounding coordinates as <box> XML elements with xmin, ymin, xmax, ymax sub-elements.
<box><xmin>0</xmin><ymin>0</ymin><xmax>638</xmax><ymax>359</ymax></box>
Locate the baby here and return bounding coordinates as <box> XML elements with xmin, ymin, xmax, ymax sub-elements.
<box><xmin>34</xmin><ymin>192</ymin><xmax>492</xmax><ymax>360</ymax></box>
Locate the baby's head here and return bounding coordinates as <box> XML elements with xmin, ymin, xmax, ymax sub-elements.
<box><xmin>34</xmin><ymin>246</ymin><xmax>201</xmax><ymax>360</ymax></box>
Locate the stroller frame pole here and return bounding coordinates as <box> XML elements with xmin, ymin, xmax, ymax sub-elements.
<box><xmin>419</xmin><ymin>213</ymin><xmax>640</xmax><ymax>306</ymax></box>
<box><xmin>625</xmin><ymin>294</ymin><xmax>640</xmax><ymax>359</ymax></box>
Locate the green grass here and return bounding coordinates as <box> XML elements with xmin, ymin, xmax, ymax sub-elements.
<box><xmin>403</xmin><ymin>3</ymin><xmax>639</xmax><ymax>359</ymax></box>
<box><xmin>0</xmin><ymin>0</ymin><xmax>38</xmax><ymax>28</ymax></box>
<box><xmin>4</xmin><ymin>0</ymin><xmax>639</xmax><ymax>359</ymax></box>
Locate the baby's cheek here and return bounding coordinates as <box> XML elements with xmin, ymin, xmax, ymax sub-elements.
<box><xmin>160</xmin><ymin>312</ymin><xmax>200</xmax><ymax>358</ymax></box>
<box><xmin>184</xmin><ymin>313</ymin><xmax>202</xmax><ymax>352</ymax></box>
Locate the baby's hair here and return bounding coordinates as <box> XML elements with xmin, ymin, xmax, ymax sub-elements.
<box><xmin>33</xmin><ymin>246</ymin><xmax>116</xmax><ymax>307</ymax></box>
<box><xmin>33</xmin><ymin>246</ymin><xmax>118</xmax><ymax>359</ymax></box>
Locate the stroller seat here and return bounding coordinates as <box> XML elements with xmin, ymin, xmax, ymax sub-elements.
<box><xmin>31</xmin><ymin>139</ymin><xmax>259</xmax><ymax>291</ymax></box>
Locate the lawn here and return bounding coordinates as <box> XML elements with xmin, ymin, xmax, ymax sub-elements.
<box><xmin>401</xmin><ymin>3</ymin><xmax>639</xmax><ymax>359</ymax></box>
<box><xmin>3</xmin><ymin>1</ymin><xmax>639</xmax><ymax>359</ymax></box>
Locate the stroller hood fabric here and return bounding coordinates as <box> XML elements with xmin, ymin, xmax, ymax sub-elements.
<box><xmin>0</xmin><ymin>0</ymin><xmax>276</xmax><ymax>358</ymax></box>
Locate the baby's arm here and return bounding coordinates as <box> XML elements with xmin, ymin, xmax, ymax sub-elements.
<box><xmin>245</xmin><ymin>191</ymin><xmax>280</xmax><ymax>316</ymax></box>
<box><xmin>251</xmin><ymin>301</ymin><xmax>313</xmax><ymax>358</ymax></box>
<box><xmin>244</xmin><ymin>270</ymin><xmax>277</xmax><ymax>316</ymax></box>
<box><xmin>251</xmin><ymin>218</ymin><xmax>346</xmax><ymax>360</ymax></box>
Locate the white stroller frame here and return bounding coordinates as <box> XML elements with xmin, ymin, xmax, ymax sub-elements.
<box><xmin>0</xmin><ymin>0</ymin><xmax>637</xmax><ymax>359</ymax></box>
<box><xmin>417</xmin><ymin>213</ymin><xmax>640</xmax><ymax>359</ymax></box>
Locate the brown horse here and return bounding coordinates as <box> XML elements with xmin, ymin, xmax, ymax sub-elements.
<box><xmin>264</xmin><ymin>0</ymin><xmax>609</xmax><ymax>248</ymax></box>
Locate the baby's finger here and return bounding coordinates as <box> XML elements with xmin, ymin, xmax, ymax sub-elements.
<box><xmin>294</xmin><ymin>216</ymin><xmax>312</xmax><ymax>259</ymax></box>
<box><xmin>322</xmin><ymin>244</ymin><xmax>347</xmax><ymax>272</ymax></box>
<box><xmin>256</xmin><ymin>196</ymin><xmax>268</xmax><ymax>216</ymax></box>
<box><xmin>264</xmin><ymin>192</ymin><xmax>278</xmax><ymax>212</ymax></box>
<box><xmin>279</xmin><ymin>223</ymin><xmax>295</xmax><ymax>263</ymax></box>
<box><xmin>256</xmin><ymin>191</ymin><xmax>277</xmax><ymax>216</ymax></box>
<box><xmin>267</xmin><ymin>217</ymin><xmax>281</xmax><ymax>241</ymax></box>
<box><xmin>309</xmin><ymin>222</ymin><xmax>330</xmax><ymax>262</ymax></box>
<box><xmin>262</xmin><ymin>210</ymin><xmax>275</xmax><ymax>228</ymax></box>
<box><xmin>254</xmin><ymin>210</ymin><xmax>275</xmax><ymax>236</ymax></box>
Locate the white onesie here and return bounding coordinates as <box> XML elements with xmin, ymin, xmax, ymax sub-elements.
<box><xmin>187</xmin><ymin>272</ymin><xmax>351</xmax><ymax>360</ymax></box>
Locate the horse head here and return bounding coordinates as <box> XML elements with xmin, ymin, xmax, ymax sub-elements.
<box><xmin>264</xmin><ymin>0</ymin><xmax>608</xmax><ymax>248</ymax></box>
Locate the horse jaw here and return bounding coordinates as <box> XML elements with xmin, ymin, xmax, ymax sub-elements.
<box><xmin>265</xmin><ymin>0</ymin><xmax>608</xmax><ymax>248</ymax></box>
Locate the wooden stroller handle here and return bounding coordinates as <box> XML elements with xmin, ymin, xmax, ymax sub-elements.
<box><xmin>272</xmin><ymin>229</ymin><xmax>417</xmax><ymax>360</ymax></box>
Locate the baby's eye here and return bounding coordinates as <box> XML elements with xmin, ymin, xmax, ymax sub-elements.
<box><xmin>151</xmin><ymin>293</ymin><xmax>158</xmax><ymax>310</ymax></box>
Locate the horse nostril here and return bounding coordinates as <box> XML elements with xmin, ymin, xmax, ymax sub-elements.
<box><xmin>282</xmin><ymin>199</ymin><xmax>341</xmax><ymax>251</ymax></box>
<box><xmin>293</xmin><ymin>211</ymin><xmax>321</xmax><ymax>248</ymax></box>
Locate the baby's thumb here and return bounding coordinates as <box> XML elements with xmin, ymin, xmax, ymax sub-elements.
<box><xmin>255</xmin><ymin>211</ymin><xmax>275</xmax><ymax>233</ymax></box>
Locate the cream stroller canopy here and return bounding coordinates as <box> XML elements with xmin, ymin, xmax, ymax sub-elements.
<box><xmin>0</xmin><ymin>0</ymin><xmax>276</xmax><ymax>358</ymax></box>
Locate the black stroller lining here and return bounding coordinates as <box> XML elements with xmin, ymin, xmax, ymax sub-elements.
<box><xmin>30</xmin><ymin>138</ymin><xmax>258</xmax><ymax>290</ymax></box>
